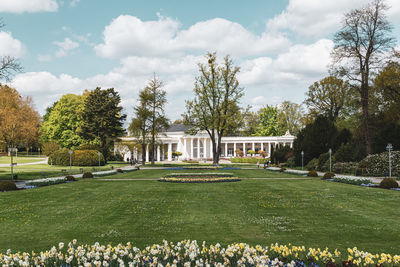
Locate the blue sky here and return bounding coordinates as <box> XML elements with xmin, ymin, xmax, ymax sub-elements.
<box><xmin>1</xmin><ymin>0</ymin><xmax>399</xmax><ymax>120</ymax></box>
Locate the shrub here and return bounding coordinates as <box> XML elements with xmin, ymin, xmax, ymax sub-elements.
<box><xmin>107</xmin><ymin>153</ymin><xmax>123</xmax><ymax>161</ymax></box>
<box><xmin>333</xmin><ymin>162</ymin><xmax>358</xmax><ymax>174</ymax></box>
<box><xmin>322</xmin><ymin>156</ymin><xmax>336</xmax><ymax>172</ymax></box>
<box><xmin>279</xmin><ymin>167</ymin><xmax>286</xmax><ymax>172</ymax></box>
<box><xmin>116</xmin><ymin>168</ymin><xmax>123</xmax><ymax>173</ymax></box>
<box><xmin>48</xmin><ymin>148</ymin><xmax>70</xmax><ymax>166</ymax></box>
<box><xmin>286</xmin><ymin>156</ymin><xmax>296</xmax><ymax>167</ymax></box>
<box><xmin>172</xmin><ymin>151</ymin><xmax>182</xmax><ymax>157</ymax></box>
<box><xmin>322</xmin><ymin>172</ymin><xmax>335</xmax><ymax>179</ymax></box>
<box><xmin>306</xmin><ymin>158</ymin><xmax>318</xmax><ymax>171</ymax></box>
<box><xmin>0</xmin><ymin>181</ymin><xmax>17</xmax><ymax>191</ymax></box>
<box><xmin>334</xmin><ymin>143</ymin><xmax>366</xmax><ymax>162</ymax></box>
<box><xmin>247</xmin><ymin>150</ymin><xmax>255</xmax><ymax>155</ymax></box>
<box><xmin>317</xmin><ymin>152</ymin><xmax>330</xmax><ymax>171</ymax></box>
<box><xmin>380</xmin><ymin>178</ymin><xmax>399</xmax><ymax>189</ymax></box>
<box><xmin>77</xmin><ymin>143</ymin><xmax>101</xmax><ymax>151</ymax></box>
<box><xmin>42</xmin><ymin>141</ymin><xmax>61</xmax><ymax>156</ymax></box>
<box><xmin>357</xmin><ymin>151</ymin><xmax>400</xmax><ymax>177</ymax></box>
<box><xmin>333</xmin><ymin>177</ymin><xmax>371</xmax><ymax>185</ymax></box>
<box><xmin>230</xmin><ymin>157</ymin><xmax>265</xmax><ymax>164</ymax></box>
<box><xmin>182</xmin><ymin>159</ymin><xmax>199</xmax><ymax>163</ymax></box>
<box><xmin>74</xmin><ymin>150</ymin><xmax>105</xmax><ymax>166</ymax></box>
<box><xmin>82</xmin><ymin>172</ymin><xmax>93</xmax><ymax>178</ymax></box>
<box><xmin>65</xmin><ymin>175</ymin><xmax>76</xmax><ymax>181</ymax></box>
<box><xmin>235</xmin><ymin>149</ymin><xmax>244</xmax><ymax>157</ymax></box>
<box><xmin>307</xmin><ymin>170</ymin><xmax>318</xmax><ymax>177</ymax></box>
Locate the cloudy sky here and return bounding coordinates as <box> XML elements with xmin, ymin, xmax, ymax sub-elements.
<box><xmin>1</xmin><ymin>0</ymin><xmax>400</xmax><ymax>121</ymax></box>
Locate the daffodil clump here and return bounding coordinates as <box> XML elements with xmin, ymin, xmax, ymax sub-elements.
<box><xmin>0</xmin><ymin>240</ymin><xmax>399</xmax><ymax>267</ymax></box>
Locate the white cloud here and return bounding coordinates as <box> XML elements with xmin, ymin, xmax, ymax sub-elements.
<box><xmin>267</xmin><ymin>0</ymin><xmax>400</xmax><ymax>37</ymax></box>
<box><xmin>0</xmin><ymin>32</ymin><xmax>24</xmax><ymax>58</ymax></box>
<box><xmin>0</xmin><ymin>0</ymin><xmax>57</xmax><ymax>13</ymax></box>
<box><xmin>53</xmin><ymin>37</ymin><xmax>79</xmax><ymax>57</ymax></box>
<box><xmin>70</xmin><ymin>0</ymin><xmax>80</xmax><ymax>7</ymax></box>
<box><xmin>95</xmin><ymin>15</ymin><xmax>291</xmax><ymax>58</ymax></box>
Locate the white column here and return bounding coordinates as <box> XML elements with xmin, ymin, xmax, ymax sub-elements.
<box><xmin>190</xmin><ymin>138</ymin><xmax>194</xmax><ymax>159</ymax></box>
<box><xmin>197</xmin><ymin>138</ymin><xmax>200</xmax><ymax>158</ymax></box>
<box><xmin>233</xmin><ymin>143</ymin><xmax>237</xmax><ymax>157</ymax></box>
<box><xmin>146</xmin><ymin>144</ymin><xmax>149</xmax><ymax>162</ymax></box>
<box><xmin>183</xmin><ymin>138</ymin><xmax>187</xmax><ymax>158</ymax></box>
<box><xmin>243</xmin><ymin>142</ymin><xmax>246</xmax><ymax>156</ymax></box>
<box><xmin>210</xmin><ymin>139</ymin><xmax>213</xmax><ymax>157</ymax></box>
<box><xmin>156</xmin><ymin>145</ymin><xmax>160</xmax><ymax>162</ymax></box>
<box><xmin>252</xmin><ymin>142</ymin><xmax>255</xmax><ymax>151</ymax></box>
<box><xmin>225</xmin><ymin>142</ymin><xmax>228</xmax><ymax>157</ymax></box>
<box><xmin>168</xmin><ymin>143</ymin><xmax>172</xmax><ymax>161</ymax></box>
<box><xmin>290</xmin><ymin>142</ymin><xmax>293</xmax><ymax>148</ymax></box>
<box><xmin>261</xmin><ymin>142</ymin><xmax>264</xmax><ymax>151</ymax></box>
<box><xmin>204</xmin><ymin>138</ymin><xmax>207</xmax><ymax>158</ymax></box>
<box><xmin>269</xmin><ymin>143</ymin><xmax>272</xmax><ymax>157</ymax></box>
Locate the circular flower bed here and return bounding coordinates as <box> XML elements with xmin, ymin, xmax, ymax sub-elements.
<box><xmin>159</xmin><ymin>173</ymin><xmax>241</xmax><ymax>183</ymax></box>
<box><xmin>164</xmin><ymin>166</ymin><xmax>241</xmax><ymax>170</ymax></box>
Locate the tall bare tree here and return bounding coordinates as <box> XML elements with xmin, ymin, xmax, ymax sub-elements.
<box><xmin>184</xmin><ymin>52</ymin><xmax>244</xmax><ymax>165</ymax></box>
<box><xmin>0</xmin><ymin>19</ymin><xmax>22</xmax><ymax>81</ymax></box>
<box><xmin>331</xmin><ymin>0</ymin><xmax>396</xmax><ymax>154</ymax></box>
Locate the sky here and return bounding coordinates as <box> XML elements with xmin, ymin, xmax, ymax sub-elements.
<box><xmin>1</xmin><ymin>0</ymin><xmax>400</xmax><ymax>121</ymax></box>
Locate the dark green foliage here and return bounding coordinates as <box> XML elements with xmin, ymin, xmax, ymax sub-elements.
<box><xmin>107</xmin><ymin>153</ymin><xmax>123</xmax><ymax>161</ymax></box>
<box><xmin>333</xmin><ymin>162</ymin><xmax>358</xmax><ymax>174</ymax></box>
<box><xmin>48</xmin><ymin>148</ymin><xmax>70</xmax><ymax>166</ymax></box>
<box><xmin>271</xmin><ymin>145</ymin><xmax>292</xmax><ymax>164</ymax></box>
<box><xmin>293</xmin><ymin>116</ymin><xmax>339</xmax><ymax>166</ymax></box>
<box><xmin>332</xmin><ymin>177</ymin><xmax>371</xmax><ymax>185</ymax></box>
<box><xmin>334</xmin><ymin>143</ymin><xmax>366</xmax><ymax>162</ymax></box>
<box><xmin>322</xmin><ymin>172</ymin><xmax>335</xmax><ymax>179</ymax></box>
<box><xmin>372</xmin><ymin>123</ymin><xmax>400</xmax><ymax>154</ymax></box>
<box><xmin>77</xmin><ymin>143</ymin><xmax>101</xmax><ymax>151</ymax></box>
<box><xmin>82</xmin><ymin>172</ymin><xmax>93</xmax><ymax>178</ymax></box>
<box><xmin>307</xmin><ymin>170</ymin><xmax>318</xmax><ymax>177</ymax></box>
<box><xmin>380</xmin><ymin>178</ymin><xmax>399</xmax><ymax>189</ymax></box>
<box><xmin>279</xmin><ymin>167</ymin><xmax>286</xmax><ymax>172</ymax></box>
<box><xmin>335</xmin><ymin>128</ymin><xmax>352</xmax><ymax>147</ymax></box>
<box><xmin>0</xmin><ymin>181</ymin><xmax>17</xmax><ymax>191</ymax></box>
<box><xmin>306</xmin><ymin>158</ymin><xmax>318</xmax><ymax>171</ymax></box>
<box><xmin>78</xmin><ymin>88</ymin><xmax>126</xmax><ymax>162</ymax></box>
<box><xmin>286</xmin><ymin>156</ymin><xmax>296</xmax><ymax>167</ymax></box>
<box><xmin>317</xmin><ymin>152</ymin><xmax>330</xmax><ymax>171</ymax></box>
<box><xmin>48</xmin><ymin>149</ymin><xmax>105</xmax><ymax>166</ymax></box>
<box><xmin>65</xmin><ymin>175</ymin><xmax>76</xmax><ymax>181</ymax></box>
<box><xmin>42</xmin><ymin>141</ymin><xmax>61</xmax><ymax>156</ymax></box>
<box><xmin>116</xmin><ymin>169</ymin><xmax>123</xmax><ymax>173</ymax></box>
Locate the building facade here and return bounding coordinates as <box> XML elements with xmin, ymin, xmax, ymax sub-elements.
<box><xmin>116</xmin><ymin>124</ymin><xmax>295</xmax><ymax>162</ymax></box>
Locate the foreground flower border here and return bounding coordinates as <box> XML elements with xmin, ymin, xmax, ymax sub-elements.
<box><xmin>158</xmin><ymin>177</ymin><xmax>241</xmax><ymax>183</ymax></box>
<box><xmin>1</xmin><ymin>240</ymin><xmax>399</xmax><ymax>266</ymax></box>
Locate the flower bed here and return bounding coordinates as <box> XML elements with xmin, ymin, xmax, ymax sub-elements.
<box><xmin>164</xmin><ymin>166</ymin><xmax>241</xmax><ymax>170</ymax></box>
<box><xmin>26</xmin><ymin>177</ymin><xmax>67</xmax><ymax>187</ymax></box>
<box><xmin>1</xmin><ymin>240</ymin><xmax>399</xmax><ymax>266</ymax></box>
<box><xmin>159</xmin><ymin>173</ymin><xmax>240</xmax><ymax>183</ymax></box>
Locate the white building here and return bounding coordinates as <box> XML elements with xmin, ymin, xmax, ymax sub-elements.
<box><xmin>116</xmin><ymin>124</ymin><xmax>295</xmax><ymax>162</ymax></box>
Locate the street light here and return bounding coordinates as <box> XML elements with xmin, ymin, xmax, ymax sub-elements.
<box><xmin>301</xmin><ymin>151</ymin><xmax>304</xmax><ymax>170</ymax></box>
<box><xmin>98</xmin><ymin>151</ymin><xmax>101</xmax><ymax>167</ymax></box>
<box><xmin>69</xmin><ymin>150</ymin><xmax>73</xmax><ymax>172</ymax></box>
<box><xmin>38</xmin><ymin>147</ymin><xmax>41</xmax><ymax>157</ymax></box>
<box><xmin>328</xmin><ymin>148</ymin><xmax>332</xmax><ymax>173</ymax></box>
<box><xmin>386</xmin><ymin>143</ymin><xmax>393</xmax><ymax>177</ymax></box>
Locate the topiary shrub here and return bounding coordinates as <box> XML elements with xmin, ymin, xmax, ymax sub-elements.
<box><xmin>307</xmin><ymin>170</ymin><xmax>318</xmax><ymax>177</ymax></box>
<box><xmin>306</xmin><ymin>158</ymin><xmax>318</xmax><ymax>171</ymax></box>
<box><xmin>82</xmin><ymin>172</ymin><xmax>93</xmax><ymax>178</ymax></box>
<box><xmin>48</xmin><ymin>148</ymin><xmax>70</xmax><ymax>165</ymax></box>
<box><xmin>322</xmin><ymin>172</ymin><xmax>335</xmax><ymax>180</ymax></box>
<box><xmin>73</xmin><ymin>150</ymin><xmax>105</xmax><ymax>166</ymax></box>
<box><xmin>65</xmin><ymin>175</ymin><xmax>76</xmax><ymax>181</ymax></box>
<box><xmin>116</xmin><ymin>168</ymin><xmax>123</xmax><ymax>173</ymax></box>
<box><xmin>0</xmin><ymin>181</ymin><xmax>17</xmax><ymax>191</ymax></box>
<box><xmin>380</xmin><ymin>178</ymin><xmax>399</xmax><ymax>189</ymax></box>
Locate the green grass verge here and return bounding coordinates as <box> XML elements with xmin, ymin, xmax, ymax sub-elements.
<box><xmin>0</xmin><ymin>156</ymin><xmax>46</xmax><ymax>164</ymax></box>
<box><xmin>0</xmin><ymin>163</ymin><xmax>128</xmax><ymax>181</ymax></box>
<box><xmin>0</xmin><ymin>176</ymin><xmax>398</xmax><ymax>254</ymax></box>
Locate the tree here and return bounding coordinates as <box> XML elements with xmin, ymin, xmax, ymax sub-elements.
<box><xmin>184</xmin><ymin>52</ymin><xmax>244</xmax><ymax>165</ymax></box>
<box><xmin>253</xmin><ymin>105</ymin><xmax>279</xmax><ymax>136</ymax></box>
<box><xmin>277</xmin><ymin>101</ymin><xmax>304</xmax><ymax>135</ymax></box>
<box><xmin>241</xmin><ymin>111</ymin><xmax>259</xmax><ymax>136</ymax></box>
<box><xmin>40</xmin><ymin>94</ymin><xmax>85</xmax><ymax>148</ymax></box>
<box><xmin>0</xmin><ymin>19</ymin><xmax>22</xmax><ymax>82</ymax></box>
<box><xmin>331</xmin><ymin>0</ymin><xmax>396</xmax><ymax>154</ymax></box>
<box><xmin>78</xmin><ymin>87</ymin><xmax>126</xmax><ymax>161</ymax></box>
<box><xmin>305</xmin><ymin>76</ymin><xmax>352</xmax><ymax>121</ymax></box>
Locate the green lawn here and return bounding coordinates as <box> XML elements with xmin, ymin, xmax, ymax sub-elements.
<box><xmin>0</xmin><ymin>163</ymin><xmax>128</xmax><ymax>181</ymax></box>
<box><xmin>0</xmin><ymin>156</ymin><xmax>46</xmax><ymax>164</ymax></box>
<box><xmin>0</xmin><ymin>169</ymin><xmax>399</xmax><ymax>254</ymax></box>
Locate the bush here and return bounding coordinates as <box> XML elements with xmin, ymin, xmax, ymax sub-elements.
<box><xmin>307</xmin><ymin>170</ymin><xmax>318</xmax><ymax>177</ymax></box>
<box><xmin>247</xmin><ymin>149</ymin><xmax>255</xmax><ymax>155</ymax></box>
<box><xmin>82</xmin><ymin>172</ymin><xmax>93</xmax><ymax>178</ymax></box>
<box><xmin>333</xmin><ymin>162</ymin><xmax>358</xmax><ymax>174</ymax></box>
<box><xmin>380</xmin><ymin>178</ymin><xmax>399</xmax><ymax>189</ymax></box>
<box><xmin>317</xmin><ymin>152</ymin><xmax>330</xmax><ymax>171</ymax></box>
<box><xmin>48</xmin><ymin>148</ymin><xmax>70</xmax><ymax>166</ymax></box>
<box><xmin>357</xmin><ymin>151</ymin><xmax>400</xmax><ymax>177</ymax></box>
<box><xmin>116</xmin><ymin>168</ymin><xmax>123</xmax><ymax>173</ymax></box>
<box><xmin>334</xmin><ymin>143</ymin><xmax>366</xmax><ymax>162</ymax></box>
<box><xmin>322</xmin><ymin>172</ymin><xmax>335</xmax><ymax>179</ymax></box>
<box><xmin>0</xmin><ymin>181</ymin><xmax>17</xmax><ymax>191</ymax></box>
<box><xmin>333</xmin><ymin>177</ymin><xmax>371</xmax><ymax>185</ymax></box>
<box><xmin>65</xmin><ymin>175</ymin><xmax>76</xmax><ymax>181</ymax></box>
<box><xmin>322</xmin><ymin>156</ymin><xmax>336</xmax><ymax>172</ymax></box>
<box><xmin>279</xmin><ymin>167</ymin><xmax>286</xmax><ymax>172</ymax></box>
<box><xmin>49</xmin><ymin>149</ymin><xmax>105</xmax><ymax>166</ymax></box>
<box><xmin>77</xmin><ymin>143</ymin><xmax>101</xmax><ymax>151</ymax></box>
<box><xmin>107</xmin><ymin>153</ymin><xmax>123</xmax><ymax>162</ymax></box>
<box><xmin>306</xmin><ymin>158</ymin><xmax>318</xmax><ymax>171</ymax></box>
<box><xmin>235</xmin><ymin>149</ymin><xmax>244</xmax><ymax>157</ymax></box>
<box><xmin>286</xmin><ymin>156</ymin><xmax>296</xmax><ymax>167</ymax></box>
<box><xmin>230</xmin><ymin>157</ymin><xmax>266</xmax><ymax>164</ymax></box>
<box><xmin>42</xmin><ymin>141</ymin><xmax>61</xmax><ymax>156</ymax></box>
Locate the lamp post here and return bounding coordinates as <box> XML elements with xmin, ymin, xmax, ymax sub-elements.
<box><xmin>328</xmin><ymin>148</ymin><xmax>332</xmax><ymax>173</ymax></box>
<box><xmin>10</xmin><ymin>146</ymin><xmax>14</xmax><ymax>180</ymax></box>
<box><xmin>98</xmin><ymin>151</ymin><xmax>101</xmax><ymax>167</ymax></box>
<box><xmin>38</xmin><ymin>147</ymin><xmax>41</xmax><ymax>157</ymax></box>
<box><xmin>386</xmin><ymin>143</ymin><xmax>393</xmax><ymax>177</ymax></box>
<box><xmin>301</xmin><ymin>151</ymin><xmax>304</xmax><ymax>170</ymax></box>
<box><xmin>69</xmin><ymin>150</ymin><xmax>73</xmax><ymax>172</ymax></box>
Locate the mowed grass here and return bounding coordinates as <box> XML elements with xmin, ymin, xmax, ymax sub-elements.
<box><xmin>0</xmin><ymin>163</ymin><xmax>127</xmax><ymax>181</ymax></box>
<box><xmin>0</xmin><ymin>172</ymin><xmax>399</xmax><ymax>254</ymax></box>
<box><xmin>0</xmin><ymin>156</ymin><xmax>46</xmax><ymax>164</ymax></box>
<box><xmin>107</xmin><ymin>168</ymin><xmax>304</xmax><ymax>179</ymax></box>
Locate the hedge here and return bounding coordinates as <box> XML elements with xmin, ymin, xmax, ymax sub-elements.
<box><xmin>357</xmin><ymin>151</ymin><xmax>400</xmax><ymax>177</ymax></box>
<box><xmin>49</xmin><ymin>149</ymin><xmax>105</xmax><ymax>166</ymax></box>
<box><xmin>230</xmin><ymin>157</ymin><xmax>267</xmax><ymax>164</ymax></box>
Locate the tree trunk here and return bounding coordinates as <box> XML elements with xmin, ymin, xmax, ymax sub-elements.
<box><xmin>361</xmin><ymin>83</ymin><xmax>372</xmax><ymax>154</ymax></box>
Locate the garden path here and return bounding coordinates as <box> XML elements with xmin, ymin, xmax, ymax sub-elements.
<box><xmin>0</xmin><ymin>158</ymin><xmax>48</xmax><ymax>167</ymax></box>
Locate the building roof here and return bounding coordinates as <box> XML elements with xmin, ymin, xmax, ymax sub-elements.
<box><xmin>165</xmin><ymin>124</ymin><xmax>191</xmax><ymax>132</ymax></box>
